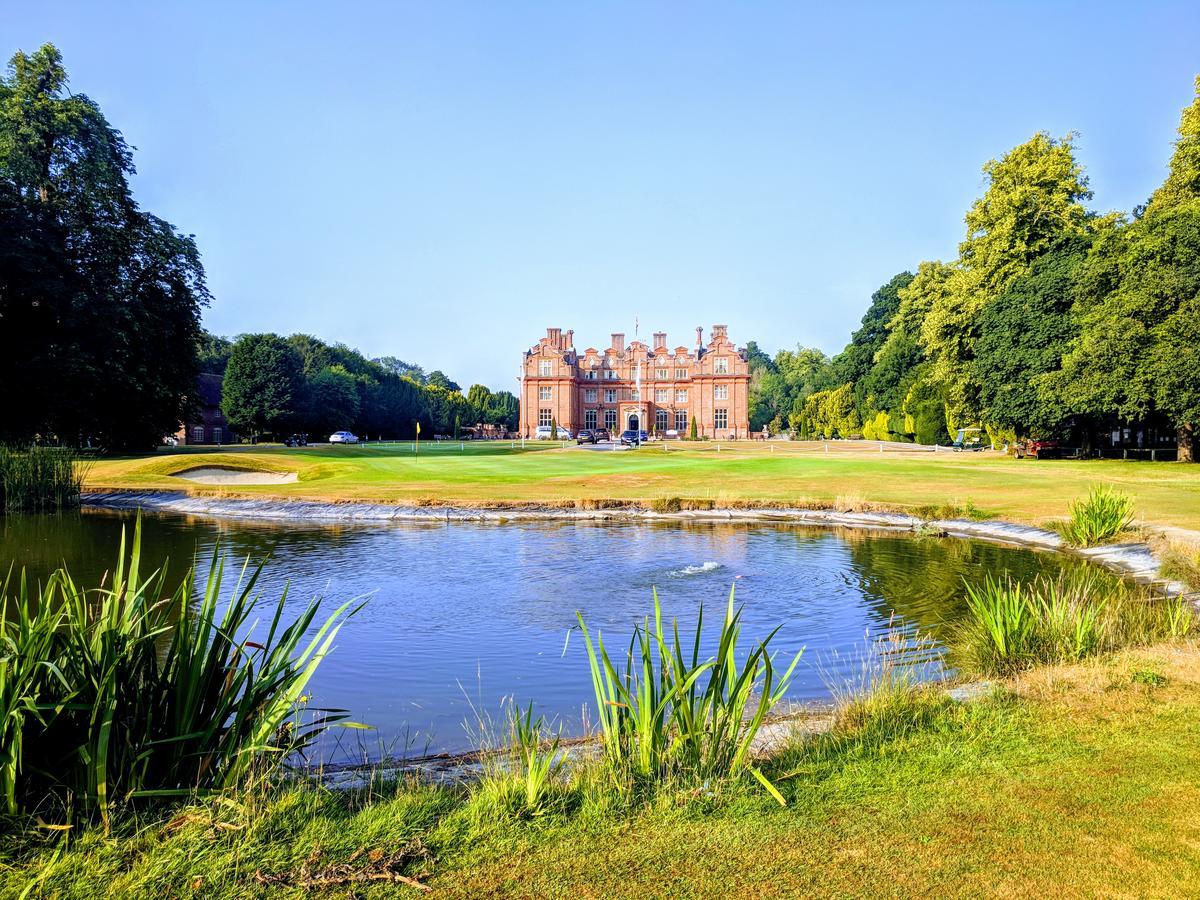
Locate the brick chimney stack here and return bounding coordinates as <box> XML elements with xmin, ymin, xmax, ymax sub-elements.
<box><xmin>565</xmin><ymin>329</ymin><xmax>574</xmax><ymax>349</ymax></box>
<box><xmin>653</xmin><ymin>331</ymin><xmax>667</xmax><ymax>350</ymax></box>
<box><xmin>695</xmin><ymin>326</ymin><xmax>703</xmax><ymax>349</ymax></box>
<box><xmin>611</xmin><ymin>333</ymin><xmax>625</xmax><ymax>351</ymax></box>
<box><xmin>712</xmin><ymin>324</ymin><xmax>728</xmax><ymax>341</ymax></box>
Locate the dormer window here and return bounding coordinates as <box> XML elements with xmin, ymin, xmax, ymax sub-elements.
<box><xmin>586</xmin><ymin>370</ymin><xmax>597</xmax><ymax>380</ymax></box>
<box><xmin>539</xmin><ymin>360</ymin><xmax>553</xmax><ymax>377</ymax></box>
<box><xmin>714</xmin><ymin>357</ymin><xmax>728</xmax><ymax>374</ymax></box>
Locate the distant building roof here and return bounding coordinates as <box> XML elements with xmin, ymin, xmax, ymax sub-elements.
<box><xmin>197</xmin><ymin>372</ymin><xmax>223</xmax><ymax>408</ymax></box>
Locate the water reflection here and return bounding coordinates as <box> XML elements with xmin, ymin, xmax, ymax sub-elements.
<box><xmin>0</xmin><ymin>510</ymin><xmax>1123</xmax><ymax>758</ymax></box>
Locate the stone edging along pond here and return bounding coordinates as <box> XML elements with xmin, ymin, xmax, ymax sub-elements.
<box><xmin>80</xmin><ymin>490</ymin><xmax>1193</xmax><ymax>598</ymax></box>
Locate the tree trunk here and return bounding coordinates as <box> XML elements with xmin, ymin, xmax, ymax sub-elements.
<box><xmin>1179</xmin><ymin>424</ymin><xmax>1196</xmax><ymax>463</ymax></box>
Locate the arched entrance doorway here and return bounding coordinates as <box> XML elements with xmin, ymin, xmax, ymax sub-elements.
<box><xmin>627</xmin><ymin>413</ymin><xmax>640</xmax><ymax>431</ymax></box>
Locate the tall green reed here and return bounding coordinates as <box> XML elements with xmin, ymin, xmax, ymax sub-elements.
<box><xmin>955</xmin><ymin>571</ymin><xmax>1193</xmax><ymax>676</ymax></box>
<box><xmin>1056</xmin><ymin>485</ymin><xmax>1135</xmax><ymax>547</ymax></box>
<box><xmin>576</xmin><ymin>586</ymin><xmax>801</xmax><ymax>799</ymax></box>
<box><xmin>0</xmin><ymin>516</ymin><xmax>361</xmax><ymax>827</ymax></box>
<box><xmin>0</xmin><ymin>445</ymin><xmax>87</xmax><ymax>513</ymax></box>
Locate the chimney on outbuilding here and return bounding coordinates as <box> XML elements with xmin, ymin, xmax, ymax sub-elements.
<box><xmin>611</xmin><ymin>333</ymin><xmax>625</xmax><ymax>351</ymax></box>
<box><xmin>565</xmin><ymin>329</ymin><xmax>574</xmax><ymax>349</ymax></box>
<box><xmin>695</xmin><ymin>326</ymin><xmax>703</xmax><ymax>349</ymax></box>
<box><xmin>653</xmin><ymin>331</ymin><xmax>667</xmax><ymax>350</ymax></box>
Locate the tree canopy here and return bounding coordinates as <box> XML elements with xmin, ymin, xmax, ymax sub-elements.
<box><xmin>0</xmin><ymin>44</ymin><xmax>208</xmax><ymax>449</ymax></box>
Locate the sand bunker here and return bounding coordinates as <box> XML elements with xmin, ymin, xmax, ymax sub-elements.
<box><xmin>171</xmin><ymin>466</ymin><xmax>298</xmax><ymax>485</ymax></box>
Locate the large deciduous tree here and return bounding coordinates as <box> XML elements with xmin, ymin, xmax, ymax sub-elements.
<box><xmin>0</xmin><ymin>44</ymin><xmax>208</xmax><ymax>450</ymax></box>
<box><xmin>220</xmin><ymin>334</ymin><xmax>303</xmax><ymax>440</ymax></box>
<box><xmin>1055</xmin><ymin>79</ymin><xmax>1200</xmax><ymax>461</ymax></box>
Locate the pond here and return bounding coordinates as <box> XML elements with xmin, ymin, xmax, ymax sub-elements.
<box><xmin>0</xmin><ymin>509</ymin><xmax>1122</xmax><ymax>760</ymax></box>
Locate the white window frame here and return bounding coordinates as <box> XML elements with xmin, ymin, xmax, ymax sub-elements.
<box><xmin>714</xmin><ymin>408</ymin><xmax>728</xmax><ymax>429</ymax></box>
<box><xmin>604</xmin><ymin>409</ymin><xmax>618</xmax><ymax>431</ymax></box>
<box><xmin>655</xmin><ymin>388</ymin><xmax>668</xmax><ymax>403</ymax></box>
<box><xmin>675</xmin><ymin>410</ymin><xmax>688</xmax><ymax>431</ymax></box>
<box><xmin>674</xmin><ymin>367</ymin><xmax>688</xmax><ymax>379</ymax></box>
<box><xmin>585</xmin><ymin>409</ymin><xmax>597</xmax><ymax>429</ymax></box>
<box><xmin>675</xmin><ymin>389</ymin><xmax>688</xmax><ymax>403</ymax></box>
<box><xmin>714</xmin><ymin>357</ymin><xmax>728</xmax><ymax>374</ymax></box>
<box><xmin>538</xmin><ymin>386</ymin><xmax>552</xmax><ymax>401</ymax></box>
<box><xmin>714</xmin><ymin>385</ymin><xmax>728</xmax><ymax>401</ymax></box>
<box><xmin>539</xmin><ymin>360</ymin><xmax>553</xmax><ymax>376</ymax></box>
<box><xmin>655</xmin><ymin>409</ymin><xmax>669</xmax><ymax>431</ymax></box>
<box><xmin>604</xmin><ymin>389</ymin><xmax>617</xmax><ymax>403</ymax></box>
<box><xmin>585</xmin><ymin>388</ymin><xmax>598</xmax><ymax>403</ymax></box>
<box><xmin>655</xmin><ymin>368</ymin><xmax>668</xmax><ymax>379</ymax></box>
<box><xmin>538</xmin><ymin>409</ymin><xmax>553</xmax><ymax>427</ymax></box>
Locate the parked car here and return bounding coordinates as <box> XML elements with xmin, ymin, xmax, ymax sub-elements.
<box><xmin>284</xmin><ymin>433</ymin><xmax>308</xmax><ymax>447</ymax></box>
<box><xmin>593</xmin><ymin>428</ymin><xmax>610</xmax><ymax>442</ymax></box>
<box><xmin>576</xmin><ymin>429</ymin><xmax>598</xmax><ymax>444</ymax></box>
<box><xmin>329</xmin><ymin>431</ymin><xmax>359</xmax><ymax>444</ymax></box>
<box><xmin>1015</xmin><ymin>439</ymin><xmax>1059</xmax><ymax>459</ymax></box>
<box><xmin>535</xmin><ymin>425</ymin><xmax>572</xmax><ymax>440</ymax></box>
<box><xmin>620</xmin><ymin>429</ymin><xmax>650</xmax><ymax>446</ymax></box>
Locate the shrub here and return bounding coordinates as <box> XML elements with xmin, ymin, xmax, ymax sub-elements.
<box><xmin>1056</xmin><ymin>485</ymin><xmax>1135</xmax><ymax>547</ymax></box>
<box><xmin>954</xmin><ymin>572</ymin><xmax>1193</xmax><ymax>676</ymax></box>
<box><xmin>576</xmin><ymin>587</ymin><xmax>800</xmax><ymax>800</ymax></box>
<box><xmin>0</xmin><ymin>445</ymin><xmax>87</xmax><ymax>512</ymax></box>
<box><xmin>688</xmin><ymin>418</ymin><xmax>698</xmax><ymax>441</ymax></box>
<box><xmin>0</xmin><ymin>517</ymin><xmax>360</xmax><ymax>826</ymax></box>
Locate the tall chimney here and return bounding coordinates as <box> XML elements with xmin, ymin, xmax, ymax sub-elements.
<box><xmin>712</xmin><ymin>324</ymin><xmax>728</xmax><ymax>342</ymax></box>
<box><xmin>565</xmin><ymin>329</ymin><xmax>574</xmax><ymax>349</ymax></box>
<box><xmin>695</xmin><ymin>327</ymin><xmax>703</xmax><ymax>349</ymax></box>
<box><xmin>611</xmin><ymin>333</ymin><xmax>625</xmax><ymax>351</ymax></box>
<box><xmin>653</xmin><ymin>331</ymin><xmax>667</xmax><ymax>350</ymax></box>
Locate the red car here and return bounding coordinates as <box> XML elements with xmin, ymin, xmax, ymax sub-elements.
<box><xmin>1015</xmin><ymin>439</ymin><xmax>1059</xmax><ymax>459</ymax></box>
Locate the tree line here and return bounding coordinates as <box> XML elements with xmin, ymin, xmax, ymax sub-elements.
<box><xmin>0</xmin><ymin>45</ymin><xmax>514</xmax><ymax>450</ymax></box>
<box><xmin>202</xmin><ymin>331</ymin><xmax>518</xmax><ymax>441</ymax></box>
<box><xmin>748</xmin><ymin>77</ymin><xmax>1200</xmax><ymax>461</ymax></box>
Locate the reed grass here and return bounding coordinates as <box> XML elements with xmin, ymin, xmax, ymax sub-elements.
<box><xmin>1056</xmin><ymin>484</ymin><xmax>1136</xmax><ymax>547</ymax></box>
<box><xmin>0</xmin><ymin>516</ymin><xmax>360</xmax><ymax>827</ymax></box>
<box><xmin>576</xmin><ymin>587</ymin><xmax>801</xmax><ymax>799</ymax></box>
<box><xmin>954</xmin><ymin>571</ymin><xmax>1194</xmax><ymax>676</ymax></box>
<box><xmin>0</xmin><ymin>445</ymin><xmax>87</xmax><ymax>513</ymax></box>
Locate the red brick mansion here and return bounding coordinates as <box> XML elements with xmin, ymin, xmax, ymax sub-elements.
<box><xmin>519</xmin><ymin>325</ymin><xmax>751</xmax><ymax>439</ymax></box>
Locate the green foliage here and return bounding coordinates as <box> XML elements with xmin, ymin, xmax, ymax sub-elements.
<box><xmin>954</xmin><ymin>572</ymin><xmax>1193</xmax><ymax>676</ymax></box>
<box><xmin>220</xmin><ymin>334</ymin><xmax>303</xmax><ymax>438</ymax></box>
<box><xmin>0</xmin><ymin>44</ymin><xmax>208</xmax><ymax>451</ymax></box>
<box><xmin>972</xmin><ymin>238</ymin><xmax>1089</xmax><ymax>436</ymax></box>
<box><xmin>1056</xmin><ymin>484</ymin><xmax>1135</xmax><ymax>547</ymax></box>
<box><xmin>688</xmin><ymin>416</ymin><xmax>698</xmax><ymax>440</ymax></box>
<box><xmin>197</xmin><ymin>331</ymin><xmax>233</xmax><ymax>376</ymax></box>
<box><xmin>575</xmin><ymin>587</ymin><xmax>800</xmax><ymax>797</ymax></box>
<box><xmin>801</xmin><ymin>383</ymin><xmax>860</xmax><ymax>438</ymax></box>
<box><xmin>1147</xmin><ymin>75</ymin><xmax>1200</xmax><ymax>213</ymax></box>
<box><xmin>308</xmin><ymin>365</ymin><xmax>362</xmax><ymax>434</ymax></box>
<box><xmin>0</xmin><ymin>445</ymin><xmax>85</xmax><ymax>512</ymax></box>
<box><xmin>0</xmin><ymin>519</ymin><xmax>359</xmax><ymax>825</ymax></box>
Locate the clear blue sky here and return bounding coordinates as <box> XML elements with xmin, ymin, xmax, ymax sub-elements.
<box><xmin>7</xmin><ymin>2</ymin><xmax>1199</xmax><ymax>390</ymax></box>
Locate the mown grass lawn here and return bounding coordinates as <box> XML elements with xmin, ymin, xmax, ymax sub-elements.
<box><xmin>5</xmin><ymin>643</ymin><xmax>1199</xmax><ymax>898</ymax></box>
<box><xmin>84</xmin><ymin>441</ymin><xmax>1200</xmax><ymax>529</ymax></box>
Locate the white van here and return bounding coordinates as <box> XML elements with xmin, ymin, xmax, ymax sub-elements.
<box><xmin>535</xmin><ymin>425</ymin><xmax>572</xmax><ymax>439</ymax></box>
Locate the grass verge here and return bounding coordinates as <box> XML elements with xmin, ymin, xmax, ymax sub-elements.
<box><xmin>4</xmin><ymin>642</ymin><xmax>1200</xmax><ymax>898</ymax></box>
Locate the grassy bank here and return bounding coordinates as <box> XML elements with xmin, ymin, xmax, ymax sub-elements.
<box><xmin>4</xmin><ymin>642</ymin><xmax>1199</xmax><ymax>898</ymax></box>
<box><xmin>83</xmin><ymin>442</ymin><xmax>1200</xmax><ymax>530</ymax></box>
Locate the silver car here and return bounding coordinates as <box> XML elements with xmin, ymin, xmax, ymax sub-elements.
<box><xmin>329</xmin><ymin>431</ymin><xmax>359</xmax><ymax>444</ymax></box>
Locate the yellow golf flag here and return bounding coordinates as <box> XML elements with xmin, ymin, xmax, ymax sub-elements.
<box><xmin>416</xmin><ymin>422</ymin><xmax>421</xmax><ymax>435</ymax></box>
